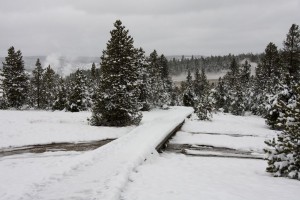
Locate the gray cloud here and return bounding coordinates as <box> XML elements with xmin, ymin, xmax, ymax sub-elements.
<box><xmin>0</xmin><ymin>0</ymin><xmax>299</xmax><ymax>57</ymax></box>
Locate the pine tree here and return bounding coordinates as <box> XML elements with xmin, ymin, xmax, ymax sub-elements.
<box><xmin>159</xmin><ymin>54</ymin><xmax>172</xmax><ymax>108</ymax></box>
<box><xmin>43</xmin><ymin>65</ymin><xmax>58</xmax><ymax>109</ymax></box>
<box><xmin>91</xmin><ymin>62</ymin><xmax>96</xmax><ymax>81</ymax></box>
<box><xmin>2</xmin><ymin>46</ymin><xmax>29</xmax><ymax>108</ymax></box>
<box><xmin>265</xmin><ymin>25</ymin><xmax>299</xmax><ymax>128</ymax></box>
<box><xmin>136</xmin><ymin>48</ymin><xmax>151</xmax><ymax>111</ymax></box>
<box><xmin>214</xmin><ymin>77</ymin><xmax>226</xmax><ymax>111</ymax></box>
<box><xmin>265</xmin><ymin>84</ymin><xmax>300</xmax><ymax>180</ymax></box>
<box><xmin>52</xmin><ymin>77</ymin><xmax>67</xmax><ymax>111</ymax></box>
<box><xmin>282</xmin><ymin>24</ymin><xmax>300</xmax><ymax>83</ymax></box>
<box><xmin>147</xmin><ymin>50</ymin><xmax>170</xmax><ymax>108</ymax></box>
<box><xmin>91</xmin><ymin>20</ymin><xmax>142</xmax><ymax>126</ymax></box>
<box><xmin>31</xmin><ymin>58</ymin><xmax>45</xmax><ymax>109</ymax></box>
<box><xmin>183</xmin><ymin>69</ymin><xmax>195</xmax><ymax>107</ymax></box>
<box><xmin>67</xmin><ymin>69</ymin><xmax>88</xmax><ymax>112</ymax></box>
<box><xmin>240</xmin><ymin>60</ymin><xmax>251</xmax><ymax>87</ymax></box>
<box><xmin>193</xmin><ymin>68</ymin><xmax>201</xmax><ymax>98</ymax></box>
<box><xmin>222</xmin><ymin>58</ymin><xmax>245</xmax><ymax>115</ymax></box>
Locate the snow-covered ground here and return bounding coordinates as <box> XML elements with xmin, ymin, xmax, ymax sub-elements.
<box><xmin>121</xmin><ymin>112</ymin><xmax>300</xmax><ymax>200</ymax></box>
<box><xmin>0</xmin><ymin>107</ymin><xmax>193</xmax><ymax>200</ymax></box>
<box><xmin>0</xmin><ymin>110</ymin><xmax>134</xmax><ymax>148</ymax></box>
<box><xmin>182</xmin><ymin>112</ymin><xmax>277</xmax><ymax>137</ymax></box>
<box><xmin>0</xmin><ymin>108</ymin><xmax>188</xmax><ymax>149</ymax></box>
<box><xmin>1</xmin><ymin>110</ymin><xmax>299</xmax><ymax>200</ymax></box>
<box><xmin>121</xmin><ymin>153</ymin><xmax>300</xmax><ymax>200</ymax></box>
<box><xmin>172</xmin><ymin>131</ymin><xmax>268</xmax><ymax>153</ymax></box>
<box><xmin>171</xmin><ymin>113</ymin><xmax>278</xmax><ymax>154</ymax></box>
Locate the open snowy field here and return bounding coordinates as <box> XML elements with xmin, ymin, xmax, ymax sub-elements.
<box><xmin>0</xmin><ymin>108</ymin><xmax>187</xmax><ymax>149</ymax></box>
<box><xmin>0</xmin><ymin>110</ymin><xmax>133</xmax><ymax>148</ymax></box>
<box><xmin>1</xmin><ymin>109</ymin><xmax>298</xmax><ymax>200</ymax></box>
<box><xmin>182</xmin><ymin>112</ymin><xmax>277</xmax><ymax>137</ymax></box>
<box><xmin>121</xmin><ymin>153</ymin><xmax>300</xmax><ymax>200</ymax></box>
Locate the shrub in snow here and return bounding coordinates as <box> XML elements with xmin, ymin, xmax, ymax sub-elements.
<box><xmin>195</xmin><ymin>100</ymin><xmax>213</xmax><ymax>120</ymax></box>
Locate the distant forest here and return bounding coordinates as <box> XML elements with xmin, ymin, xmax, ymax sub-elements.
<box><xmin>168</xmin><ymin>53</ymin><xmax>262</xmax><ymax>75</ymax></box>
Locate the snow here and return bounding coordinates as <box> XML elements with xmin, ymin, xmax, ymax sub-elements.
<box><xmin>0</xmin><ymin>110</ymin><xmax>133</xmax><ymax>148</ymax></box>
<box><xmin>0</xmin><ymin>151</ymin><xmax>83</xmax><ymax>199</ymax></box>
<box><xmin>0</xmin><ymin>107</ymin><xmax>193</xmax><ymax>200</ymax></box>
<box><xmin>171</xmin><ymin>131</ymin><xmax>269</xmax><ymax>153</ymax></box>
<box><xmin>121</xmin><ymin>153</ymin><xmax>300</xmax><ymax>200</ymax></box>
<box><xmin>1</xmin><ymin>109</ymin><xmax>299</xmax><ymax>200</ymax></box>
<box><xmin>182</xmin><ymin>112</ymin><xmax>278</xmax><ymax>137</ymax></box>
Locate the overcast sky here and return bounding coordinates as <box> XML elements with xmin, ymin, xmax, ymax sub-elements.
<box><xmin>0</xmin><ymin>0</ymin><xmax>299</xmax><ymax>57</ymax></box>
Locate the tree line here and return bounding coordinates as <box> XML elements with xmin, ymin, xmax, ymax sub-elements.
<box><xmin>168</xmin><ymin>53</ymin><xmax>261</xmax><ymax>75</ymax></box>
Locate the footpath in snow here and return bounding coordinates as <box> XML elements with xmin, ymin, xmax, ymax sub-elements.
<box><xmin>0</xmin><ymin>107</ymin><xmax>193</xmax><ymax>200</ymax></box>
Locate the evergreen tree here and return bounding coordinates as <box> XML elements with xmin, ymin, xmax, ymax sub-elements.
<box><xmin>195</xmin><ymin>96</ymin><xmax>213</xmax><ymax>120</ymax></box>
<box><xmin>91</xmin><ymin>20</ymin><xmax>142</xmax><ymax>126</ymax></box>
<box><xmin>147</xmin><ymin>50</ymin><xmax>170</xmax><ymax>108</ymax></box>
<box><xmin>214</xmin><ymin>77</ymin><xmax>226</xmax><ymax>111</ymax></box>
<box><xmin>52</xmin><ymin>77</ymin><xmax>67</xmax><ymax>111</ymax></box>
<box><xmin>193</xmin><ymin>68</ymin><xmax>201</xmax><ymax>98</ymax></box>
<box><xmin>67</xmin><ymin>69</ymin><xmax>88</xmax><ymax>112</ymax></box>
<box><xmin>282</xmin><ymin>24</ymin><xmax>300</xmax><ymax>83</ymax></box>
<box><xmin>91</xmin><ymin>62</ymin><xmax>96</xmax><ymax>81</ymax></box>
<box><xmin>265</xmin><ymin>84</ymin><xmax>300</xmax><ymax>180</ymax></box>
<box><xmin>89</xmin><ymin>62</ymin><xmax>99</xmax><ymax>101</ymax></box>
<box><xmin>222</xmin><ymin>58</ymin><xmax>245</xmax><ymax>115</ymax></box>
<box><xmin>136</xmin><ymin>48</ymin><xmax>151</xmax><ymax>111</ymax></box>
<box><xmin>159</xmin><ymin>54</ymin><xmax>172</xmax><ymax>107</ymax></box>
<box><xmin>1</xmin><ymin>46</ymin><xmax>29</xmax><ymax>108</ymax></box>
<box><xmin>183</xmin><ymin>69</ymin><xmax>195</xmax><ymax>107</ymax></box>
<box><xmin>265</xmin><ymin>25</ymin><xmax>299</xmax><ymax>128</ymax></box>
<box><xmin>31</xmin><ymin>58</ymin><xmax>45</xmax><ymax>109</ymax></box>
<box><xmin>43</xmin><ymin>65</ymin><xmax>57</xmax><ymax>109</ymax></box>
<box><xmin>240</xmin><ymin>60</ymin><xmax>251</xmax><ymax>87</ymax></box>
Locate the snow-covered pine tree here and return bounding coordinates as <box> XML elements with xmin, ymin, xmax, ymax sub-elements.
<box><xmin>91</xmin><ymin>20</ymin><xmax>142</xmax><ymax>126</ymax></box>
<box><xmin>67</xmin><ymin>69</ymin><xmax>88</xmax><ymax>112</ymax></box>
<box><xmin>31</xmin><ymin>58</ymin><xmax>45</xmax><ymax>109</ymax></box>
<box><xmin>43</xmin><ymin>65</ymin><xmax>58</xmax><ymax>109</ymax></box>
<box><xmin>194</xmin><ymin>67</ymin><xmax>213</xmax><ymax>120</ymax></box>
<box><xmin>89</xmin><ymin>62</ymin><xmax>99</xmax><ymax>102</ymax></box>
<box><xmin>136</xmin><ymin>48</ymin><xmax>151</xmax><ymax>111</ymax></box>
<box><xmin>52</xmin><ymin>77</ymin><xmax>67</xmax><ymax>111</ymax></box>
<box><xmin>265</xmin><ymin>84</ymin><xmax>300</xmax><ymax>180</ymax></box>
<box><xmin>183</xmin><ymin>69</ymin><xmax>195</xmax><ymax>107</ymax></box>
<box><xmin>91</xmin><ymin>62</ymin><xmax>97</xmax><ymax>81</ymax></box>
<box><xmin>214</xmin><ymin>77</ymin><xmax>227</xmax><ymax>111</ymax></box>
<box><xmin>222</xmin><ymin>58</ymin><xmax>245</xmax><ymax>115</ymax></box>
<box><xmin>193</xmin><ymin>68</ymin><xmax>201</xmax><ymax>99</ymax></box>
<box><xmin>240</xmin><ymin>60</ymin><xmax>252</xmax><ymax>111</ymax></box>
<box><xmin>159</xmin><ymin>54</ymin><xmax>172</xmax><ymax>107</ymax></box>
<box><xmin>282</xmin><ymin>24</ymin><xmax>300</xmax><ymax>83</ymax></box>
<box><xmin>265</xmin><ymin>24</ymin><xmax>300</xmax><ymax>129</ymax></box>
<box><xmin>2</xmin><ymin>46</ymin><xmax>29</xmax><ymax>108</ymax></box>
<box><xmin>147</xmin><ymin>50</ymin><xmax>170</xmax><ymax>108</ymax></box>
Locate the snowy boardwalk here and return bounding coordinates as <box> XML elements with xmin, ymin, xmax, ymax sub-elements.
<box><xmin>0</xmin><ymin>107</ymin><xmax>193</xmax><ymax>200</ymax></box>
